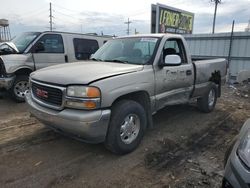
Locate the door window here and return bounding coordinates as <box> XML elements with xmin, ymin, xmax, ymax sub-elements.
<box><xmin>73</xmin><ymin>38</ymin><xmax>99</xmax><ymax>60</ymax></box>
<box><xmin>35</xmin><ymin>34</ymin><xmax>64</xmax><ymax>53</ymax></box>
<box><xmin>163</xmin><ymin>39</ymin><xmax>187</xmax><ymax>64</ymax></box>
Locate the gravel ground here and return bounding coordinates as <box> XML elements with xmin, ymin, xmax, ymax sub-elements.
<box><xmin>0</xmin><ymin>85</ymin><xmax>249</xmax><ymax>188</ymax></box>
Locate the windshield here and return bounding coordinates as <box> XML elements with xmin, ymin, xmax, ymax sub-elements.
<box><xmin>91</xmin><ymin>37</ymin><xmax>159</xmax><ymax>65</ymax></box>
<box><xmin>11</xmin><ymin>32</ymin><xmax>41</xmax><ymax>53</ymax></box>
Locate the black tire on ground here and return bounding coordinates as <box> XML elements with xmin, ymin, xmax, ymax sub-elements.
<box><xmin>10</xmin><ymin>75</ymin><xmax>29</xmax><ymax>102</ymax></box>
<box><xmin>197</xmin><ymin>83</ymin><xmax>218</xmax><ymax>113</ymax></box>
<box><xmin>105</xmin><ymin>100</ymin><xmax>147</xmax><ymax>155</ymax></box>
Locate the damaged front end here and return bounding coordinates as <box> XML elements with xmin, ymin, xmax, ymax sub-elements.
<box><xmin>0</xmin><ymin>57</ymin><xmax>15</xmax><ymax>90</ymax></box>
<box><xmin>0</xmin><ymin>42</ymin><xmax>19</xmax><ymax>55</ymax></box>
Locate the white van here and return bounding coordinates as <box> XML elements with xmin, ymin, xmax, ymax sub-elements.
<box><xmin>0</xmin><ymin>31</ymin><xmax>111</xmax><ymax>101</ymax></box>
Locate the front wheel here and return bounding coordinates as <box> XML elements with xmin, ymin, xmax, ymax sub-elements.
<box><xmin>197</xmin><ymin>83</ymin><xmax>218</xmax><ymax>113</ymax></box>
<box><xmin>105</xmin><ymin>100</ymin><xmax>147</xmax><ymax>154</ymax></box>
<box><xmin>10</xmin><ymin>75</ymin><xmax>30</xmax><ymax>102</ymax></box>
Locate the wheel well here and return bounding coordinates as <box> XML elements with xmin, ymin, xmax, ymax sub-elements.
<box><xmin>209</xmin><ymin>70</ymin><xmax>221</xmax><ymax>97</ymax></box>
<box><xmin>112</xmin><ymin>91</ymin><xmax>153</xmax><ymax>129</ymax></box>
<box><xmin>15</xmin><ymin>68</ymin><xmax>32</xmax><ymax>76</ymax></box>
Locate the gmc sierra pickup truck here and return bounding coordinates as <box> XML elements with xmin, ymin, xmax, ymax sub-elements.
<box><xmin>25</xmin><ymin>34</ymin><xmax>227</xmax><ymax>154</ymax></box>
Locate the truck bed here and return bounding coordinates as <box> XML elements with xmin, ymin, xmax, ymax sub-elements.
<box><xmin>193</xmin><ymin>58</ymin><xmax>227</xmax><ymax>85</ymax></box>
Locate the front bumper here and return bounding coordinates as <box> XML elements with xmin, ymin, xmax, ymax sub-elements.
<box><xmin>25</xmin><ymin>92</ymin><xmax>111</xmax><ymax>143</ymax></box>
<box><xmin>224</xmin><ymin>145</ymin><xmax>250</xmax><ymax>188</ymax></box>
<box><xmin>0</xmin><ymin>76</ymin><xmax>15</xmax><ymax>90</ymax></box>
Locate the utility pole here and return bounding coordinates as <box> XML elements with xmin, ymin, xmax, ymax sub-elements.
<box><xmin>124</xmin><ymin>18</ymin><xmax>132</xmax><ymax>35</ymax></box>
<box><xmin>49</xmin><ymin>2</ymin><xmax>53</xmax><ymax>31</ymax></box>
<box><xmin>134</xmin><ymin>28</ymin><xmax>139</xmax><ymax>35</ymax></box>
<box><xmin>211</xmin><ymin>0</ymin><xmax>221</xmax><ymax>34</ymax></box>
<box><xmin>228</xmin><ymin>20</ymin><xmax>235</xmax><ymax>79</ymax></box>
<box><xmin>245</xmin><ymin>20</ymin><xmax>250</xmax><ymax>32</ymax></box>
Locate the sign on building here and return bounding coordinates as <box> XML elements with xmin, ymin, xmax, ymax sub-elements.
<box><xmin>151</xmin><ymin>3</ymin><xmax>194</xmax><ymax>34</ymax></box>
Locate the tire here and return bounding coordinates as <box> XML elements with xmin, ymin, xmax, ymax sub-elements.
<box><xmin>197</xmin><ymin>83</ymin><xmax>218</xmax><ymax>113</ymax></box>
<box><xmin>10</xmin><ymin>75</ymin><xmax>30</xmax><ymax>102</ymax></box>
<box><xmin>105</xmin><ymin>100</ymin><xmax>147</xmax><ymax>155</ymax></box>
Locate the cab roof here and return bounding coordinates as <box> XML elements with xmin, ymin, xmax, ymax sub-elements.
<box><xmin>117</xmin><ymin>33</ymin><xmax>182</xmax><ymax>39</ymax></box>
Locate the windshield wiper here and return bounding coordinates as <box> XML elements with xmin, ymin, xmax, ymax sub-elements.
<box><xmin>105</xmin><ymin>59</ymin><xmax>129</xmax><ymax>64</ymax></box>
<box><xmin>90</xmin><ymin>58</ymin><xmax>103</xmax><ymax>61</ymax></box>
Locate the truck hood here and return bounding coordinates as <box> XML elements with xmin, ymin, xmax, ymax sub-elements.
<box><xmin>31</xmin><ymin>61</ymin><xmax>144</xmax><ymax>85</ymax></box>
<box><xmin>0</xmin><ymin>42</ymin><xmax>19</xmax><ymax>55</ymax></box>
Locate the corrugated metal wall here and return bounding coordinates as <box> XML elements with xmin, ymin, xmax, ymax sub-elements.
<box><xmin>184</xmin><ymin>32</ymin><xmax>250</xmax><ymax>79</ymax></box>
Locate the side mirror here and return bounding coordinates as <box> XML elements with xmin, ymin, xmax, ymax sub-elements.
<box><xmin>34</xmin><ymin>42</ymin><xmax>45</xmax><ymax>53</ymax></box>
<box><xmin>164</xmin><ymin>55</ymin><xmax>181</xmax><ymax>66</ymax></box>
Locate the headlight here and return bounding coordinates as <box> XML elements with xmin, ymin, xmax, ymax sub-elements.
<box><xmin>67</xmin><ymin>86</ymin><xmax>100</xmax><ymax>98</ymax></box>
<box><xmin>237</xmin><ymin>129</ymin><xmax>250</xmax><ymax>168</ymax></box>
<box><xmin>66</xmin><ymin>86</ymin><xmax>101</xmax><ymax>110</ymax></box>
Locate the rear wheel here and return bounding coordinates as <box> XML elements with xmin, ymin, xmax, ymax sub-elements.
<box><xmin>197</xmin><ymin>83</ymin><xmax>218</xmax><ymax>113</ymax></box>
<box><xmin>10</xmin><ymin>75</ymin><xmax>29</xmax><ymax>102</ymax></box>
<box><xmin>105</xmin><ymin>100</ymin><xmax>146</xmax><ymax>154</ymax></box>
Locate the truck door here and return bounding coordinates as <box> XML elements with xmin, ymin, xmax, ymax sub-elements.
<box><xmin>155</xmin><ymin>38</ymin><xmax>194</xmax><ymax>110</ymax></box>
<box><xmin>32</xmin><ymin>34</ymin><xmax>67</xmax><ymax>70</ymax></box>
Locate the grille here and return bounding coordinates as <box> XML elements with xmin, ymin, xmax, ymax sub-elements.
<box><xmin>31</xmin><ymin>81</ymin><xmax>63</xmax><ymax>106</ymax></box>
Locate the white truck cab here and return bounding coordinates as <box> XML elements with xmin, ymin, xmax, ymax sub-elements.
<box><xmin>0</xmin><ymin>31</ymin><xmax>111</xmax><ymax>101</ymax></box>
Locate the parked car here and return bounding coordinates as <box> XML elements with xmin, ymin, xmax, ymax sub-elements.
<box><xmin>0</xmin><ymin>31</ymin><xmax>111</xmax><ymax>102</ymax></box>
<box><xmin>223</xmin><ymin>119</ymin><xmax>250</xmax><ymax>188</ymax></box>
<box><xmin>25</xmin><ymin>34</ymin><xmax>227</xmax><ymax>154</ymax></box>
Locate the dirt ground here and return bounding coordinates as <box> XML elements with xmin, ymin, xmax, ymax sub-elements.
<box><xmin>0</xmin><ymin>85</ymin><xmax>250</xmax><ymax>188</ymax></box>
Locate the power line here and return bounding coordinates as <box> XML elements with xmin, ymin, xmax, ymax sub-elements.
<box><xmin>21</xmin><ymin>8</ymin><xmax>48</xmax><ymax>18</ymax></box>
<box><xmin>211</xmin><ymin>0</ymin><xmax>222</xmax><ymax>34</ymax></box>
<box><xmin>55</xmin><ymin>16</ymin><xmax>79</xmax><ymax>26</ymax></box>
<box><xmin>125</xmin><ymin>9</ymin><xmax>149</xmax><ymax>17</ymax></box>
<box><xmin>53</xmin><ymin>3</ymin><xmax>81</xmax><ymax>14</ymax></box>
<box><xmin>55</xmin><ymin>10</ymin><xmax>84</xmax><ymax>21</ymax></box>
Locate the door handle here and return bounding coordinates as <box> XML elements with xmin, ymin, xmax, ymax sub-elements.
<box><xmin>186</xmin><ymin>70</ymin><xmax>192</xmax><ymax>76</ymax></box>
<box><xmin>65</xmin><ymin>55</ymin><xmax>68</xmax><ymax>63</ymax></box>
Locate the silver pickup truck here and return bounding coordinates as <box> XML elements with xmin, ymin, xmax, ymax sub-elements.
<box><xmin>0</xmin><ymin>31</ymin><xmax>109</xmax><ymax>102</ymax></box>
<box><xmin>25</xmin><ymin>34</ymin><xmax>227</xmax><ymax>154</ymax></box>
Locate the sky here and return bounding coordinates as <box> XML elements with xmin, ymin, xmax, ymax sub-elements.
<box><xmin>0</xmin><ymin>0</ymin><xmax>250</xmax><ymax>37</ymax></box>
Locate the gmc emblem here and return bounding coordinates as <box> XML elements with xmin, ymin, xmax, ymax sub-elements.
<box><xmin>36</xmin><ymin>88</ymin><xmax>48</xmax><ymax>98</ymax></box>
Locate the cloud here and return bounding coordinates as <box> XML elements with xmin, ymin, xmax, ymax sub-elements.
<box><xmin>187</xmin><ymin>0</ymin><xmax>250</xmax><ymax>33</ymax></box>
<box><xmin>80</xmin><ymin>12</ymin><xmax>124</xmax><ymax>27</ymax></box>
<box><xmin>51</xmin><ymin>10</ymin><xmax>150</xmax><ymax>36</ymax></box>
<box><xmin>2</xmin><ymin>0</ymin><xmax>250</xmax><ymax>37</ymax></box>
